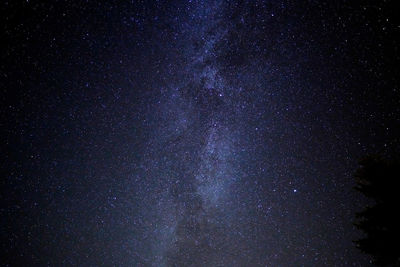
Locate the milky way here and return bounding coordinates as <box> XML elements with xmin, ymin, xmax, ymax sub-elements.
<box><xmin>131</xmin><ymin>2</ymin><xmax>354</xmax><ymax>264</ymax></box>
<box><xmin>3</xmin><ymin>0</ymin><xmax>399</xmax><ymax>266</ymax></box>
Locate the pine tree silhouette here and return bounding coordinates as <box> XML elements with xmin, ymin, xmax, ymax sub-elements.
<box><xmin>354</xmin><ymin>156</ymin><xmax>400</xmax><ymax>266</ymax></box>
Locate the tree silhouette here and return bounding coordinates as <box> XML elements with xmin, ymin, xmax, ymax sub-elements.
<box><xmin>354</xmin><ymin>155</ymin><xmax>400</xmax><ymax>266</ymax></box>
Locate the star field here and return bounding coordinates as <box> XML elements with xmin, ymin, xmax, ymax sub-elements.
<box><xmin>2</xmin><ymin>0</ymin><xmax>399</xmax><ymax>266</ymax></box>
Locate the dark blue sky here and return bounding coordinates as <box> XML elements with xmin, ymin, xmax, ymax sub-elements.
<box><xmin>2</xmin><ymin>0</ymin><xmax>399</xmax><ymax>266</ymax></box>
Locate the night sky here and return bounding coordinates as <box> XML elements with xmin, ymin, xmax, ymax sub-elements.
<box><xmin>2</xmin><ymin>0</ymin><xmax>399</xmax><ymax>266</ymax></box>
